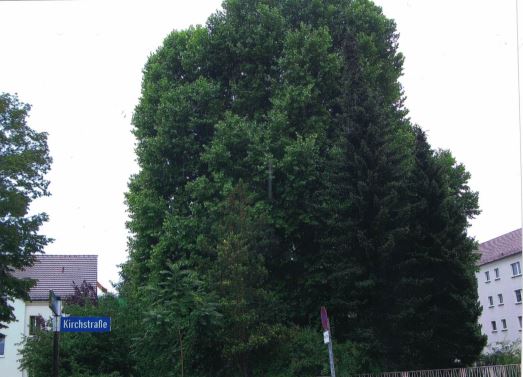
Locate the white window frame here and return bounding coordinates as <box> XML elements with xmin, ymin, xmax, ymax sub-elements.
<box><xmin>511</xmin><ymin>262</ymin><xmax>521</xmax><ymax>277</ymax></box>
<box><xmin>515</xmin><ymin>289</ymin><xmax>522</xmax><ymax>304</ymax></box>
<box><xmin>488</xmin><ymin>296</ymin><xmax>494</xmax><ymax>307</ymax></box>
<box><xmin>29</xmin><ymin>315</ymin><xmax>45</xmax><ymax>336</ymax></box>
<box><xmin>491</xmin><ymin>320</ymin><xmax>497</xmax><ymax>332</ymax></box>
<box><xmin>494</xmin><ymin>267</ymin><xmax>500</xmax><ymax>280</ymax></box>
<box><xmin>501</xmin><ymin>319</ymin><xmax>507</xmax><ymax>331</ymax></box>
<box><xmin>485</xmin><ymin>271</ymin><xmax>491</xmax><ymax>283</ymax></box>
<box><xmin>30</xmin><ymin>315</ymin><xmax>37</xmax><ymax>336</ymax></box>
<box><xmin>498</xmin><ymin>293</ymin><xmax>504</xmax><ymax>305</ymax></box>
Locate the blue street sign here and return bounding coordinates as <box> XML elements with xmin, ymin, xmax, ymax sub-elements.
<box><xmin>60</xmin><ymin>316</ymin><xmax>111</xmax><ymax>333</ymax></box>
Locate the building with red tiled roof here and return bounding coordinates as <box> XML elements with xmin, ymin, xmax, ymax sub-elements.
<box><xmin>0</xmin><ymin>254</ymin><xmax>98</xmax><ymax>377</ymax></box>
<box><xmin>11</xmin><ymin>255</ymin><xmax>97</xmax><ymax>301</ymax></box>
<box><xmin>476</xmin><ymin>229</ymin><xmax>522</xmax><ymax>352</ymax></box>
<box><xmin>478</xmin><ymin>229</ymin><xmax>521</xmax><ymax>266</ymax></box>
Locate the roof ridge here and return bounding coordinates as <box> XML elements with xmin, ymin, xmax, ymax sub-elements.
<box><xmin>36</xmin><ymin>254</ymin><xmax>98</xmax><ymax>257</ymax></box>
<box><xmin>478</xmin><ymin>228</ymin><xmax>522</xmax><ymax>266</ymax></box>
<box><xmin>480</xmin><ymin>228</ymin><xmax>521</xmax><ymax>246</ymax></box>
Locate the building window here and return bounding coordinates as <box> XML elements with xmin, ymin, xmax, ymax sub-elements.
<box><xmin>519</xmin><ymin>316</ymin><xmax>522</xmax><ymax>329</ymax></box>
<box><xmin>494</xmin><ymin>268</ymin><xmax>500</xmax><ymax>279</ymax></box>
<box><xmin>0</xmin><ymin>334</ymin><xmax>4</xmax><ymax>356</ymax></box>
<box><xmin>511</xmin><ymin>262</ymin><xmax>521</xmax><ymax>277</ymax></box>
<box><xmin>515</xmin><ymin>289</ymin><xmax>522</xmax><ymax>304</ymax></box>
<box><xmin>491</xmin><ymin>321</ymin><xmax>497</xmax><ymax>332</ymax></box>
<box><xmin>485</xmin><ymin>271</ymin><xmax>490</xmax><ymax>282</ymax></box>
<box><xmin>501</xmin><ymin>319</ymin><xmax>507</xmax><ymax>330</ymax></box>
<box><xmin>29</xmin><ymin>315</ymin><xmax>45</xmax><ymax>336</ymax></box>
<box><xmin>488</xmin><ymin>296</ymin><xmax>494</xmax><ymax>306</ymax></box>
<box><xmin>498</xmin><ymin>293</ymin><xmax>504</xmax><ymax>305</ymax></box>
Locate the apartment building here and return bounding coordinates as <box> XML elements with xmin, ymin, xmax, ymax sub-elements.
<box><xmin>476</xmin><ymin>229</ymin><xmax>522</xmax><ymax>351</ymax></box>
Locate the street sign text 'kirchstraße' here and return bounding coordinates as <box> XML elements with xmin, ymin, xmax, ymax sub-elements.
<box><xmin>60</xmin><ymin>316</ymin><xmax>111</xmax><ymax>333</ymax></box>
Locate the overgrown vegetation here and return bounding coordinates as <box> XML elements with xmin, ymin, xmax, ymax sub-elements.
<box><xmin>478</xmin><ymin>342</ymin><xmax>521</xmax><ymax>366</ymax></box>
<box><xmin>20</xmin><ymin>0</ymin><xmax>487</xmax><ymax>376</ymax></box>
<box><xmin>122</xmin><ymin>0</ymin><xmax>485</xmax><ymax>374</ymax></box>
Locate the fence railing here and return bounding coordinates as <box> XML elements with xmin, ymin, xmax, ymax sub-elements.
<box><xmin>354</xmin><ymin>364</ymin><xmax>521</xmax><ymax>377</ymax></box>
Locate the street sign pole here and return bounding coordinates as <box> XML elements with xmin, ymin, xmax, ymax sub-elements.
<box><xmin>49</xmin><ymin>291</ymin><xmax>61</xmax><ymax>377</ymax></box>
<box><xmin>48</xmin><ymin>291</ymin><xmax>111</xmax><ymax>377</ymax></box>
<box><xmin>53</xmin><ymin>320</ymin><xmax>59</xmax><ymax>377</ymax></box>
<box><xmin>327</xmin><ymin>337</ymin><xmax>336</xmax><ymax>377</ymax></box>
<box><xmin>321</xmin><ymin>307</ymin><xmax>336</xmax><ymax>377</ymax></box>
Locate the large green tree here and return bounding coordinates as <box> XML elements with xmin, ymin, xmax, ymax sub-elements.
<box><xmin>0</xmin><ymin>93</ymin><xmax>52</xmax><ymax>327</ymax></box>
<box><xmin>124</xmin><ymin>0</ymin><xmax>485</xmax><ymax>373</ymax></box>
<box><xmin>210</xmin><ymin>182</ymin><xmax>284</xmax><ymax>377</ymax></box>
<box><xmin>385</xmin><ymin>127</ymin><xmax>486</xmax><ymax>369</ymax></box>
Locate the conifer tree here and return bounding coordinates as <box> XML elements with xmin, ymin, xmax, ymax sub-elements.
<box><xmin>211</xmin><ymin>182</ymin><xmax>283</xmax><ymax>377</ymax></box>
<box><xmin>387</xmin><ymin>127</ymin><xmax>486</xmax><ymax>369</ymax></box>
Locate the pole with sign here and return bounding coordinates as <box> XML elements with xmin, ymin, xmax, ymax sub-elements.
<box><xmin>49</xmin><ymin>291</ymin><xmax>61</xmax><ymax>377</ymax></box>
<box><xmin>321</xmin><ymin>306</ymin><xmax>336</xmax><ymax>377</ymax></box>
<box><xmin>48</xmin><ymin>290</ymin><xmax>111</xmax><ymax>377</ymax></box>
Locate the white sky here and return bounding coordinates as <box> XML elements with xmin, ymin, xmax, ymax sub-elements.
<box><xmin>0</xmin><ymin>0</ymin><xmax>521</xmax><ymax>289</ymax></box>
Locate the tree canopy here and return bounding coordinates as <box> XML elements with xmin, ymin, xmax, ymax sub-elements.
<box><xmin>0</xmin><ymin>92</ymin><xmax>52</xmax><ymax>327</ymax></box>
<box><xmin>122</xmin><ymin>0</ymin><xmax>486</xmax><ymax>375</ymax></box>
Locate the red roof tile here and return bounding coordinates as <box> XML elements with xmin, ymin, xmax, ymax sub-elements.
<box><xmin>11</xmin><ymin>255</ymin><xmax>97</xmax><ymax>301</ymax></box>
<box><xmin>478</xmin><ymin>229</ymin><xmax>522</xmax><ymax>266</ymax></box>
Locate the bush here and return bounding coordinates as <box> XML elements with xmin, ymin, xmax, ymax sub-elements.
<box><xmin>19</xmin><ymin>294</ymin><xmax>136</xmax><ymax>377</ymax></box>
<box><xmin>263</xmin><ymin>327</ymin><xmax>380</xmax><ymax>377</ymax></box>
<box><xmin>477</xmin><ymin>341</ymin><xmax>521</xmax><ymax>366</ymax></box>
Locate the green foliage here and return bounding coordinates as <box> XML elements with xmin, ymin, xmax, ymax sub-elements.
<box><xmin>266</xmin><ymin>327</ymin><xmax>328</xmax><ymax>377</ymax></box>
<box><xmin>123</xmin><ymin>0</ymin><xmax>485</xmax><ymax>374</ymax></box>
<box><xmin>134</xmin><ymin>261</ymin><xmax>221</xmax><ymax>377</ymax></box>
<box><xmin>210</xmin><ymin>183</ymin><xmax>285</xmax><ymax>377</ymax></box>
<box><xmin>0</xmin><ymin>92</ymin><xmax>52</xmax><ymax>327</ymax></box>
<box><xmin>386</xmin><ymin>127</ymin><xmax>486</xmax><ymax>369</ymax></box>
<box><xmin>64</xmin><ymin>373</ymin><xmax>122</xmax><ymax>377</ymax></box>
<box><xmin>19</xmin><ymin>295</ymin><xmax>134</xmax><ymax>377</ymax></box>
<box><xmin>478</xmin><ymin>342</ymin><xmax>521</xmax><ymax>366</ymax></box>
<box><xmin>265</xmin><ymin>327</ymin><xmax>381</xmax><ymax>377</ymax></box>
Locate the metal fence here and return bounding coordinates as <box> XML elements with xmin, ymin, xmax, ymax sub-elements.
<box><xmin>354</xmin><ymin>364</ymin><xmax>521</xmax><ymax>377</ymax></box>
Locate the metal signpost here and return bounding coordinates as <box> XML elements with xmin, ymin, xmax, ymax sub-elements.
<box><xmin>49</xmin><ymin>290</ymin><xmax>62</xmax><ymax>317</ymax></box>
<box><xmin>49</xmin><ymin>291</ymin><xmax>61</xmax><ymax>377</ymax></box>
<box><xmin>49</xmin><ymin>291</ymin><xmax>111</xmax><ymax>377</ymax></box>
<box><xmin>321</xmin><ymin>306</ymin><xmax>336</xmax><ymax>377</ymax></box>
